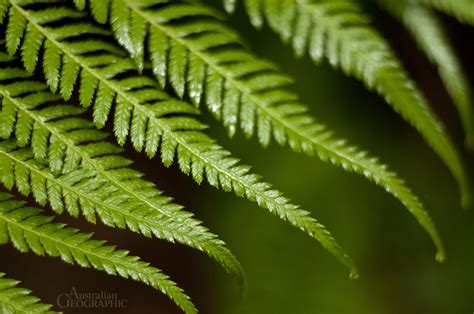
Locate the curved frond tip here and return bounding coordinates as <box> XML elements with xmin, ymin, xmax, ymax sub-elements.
<box><xmin>0</xmin><ymin>191</ymin><xmax>197</xmax><ymax>314</ymax></box>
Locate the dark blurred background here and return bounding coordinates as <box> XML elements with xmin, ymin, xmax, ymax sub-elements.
<box><xmin>1</xmin><ymin>2</ymin><xmax>473</xmax><ymax>314</ymax></box>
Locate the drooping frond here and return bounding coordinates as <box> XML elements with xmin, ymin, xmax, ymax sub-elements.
<box><xmin>0</xmin><ymin>0</ymin><xmax>444</xmax><ymax>267</ymax></box>
<box><xmin>0</xmin><ymin>2</ymin><xmax>357</xmax><ymax>274</ymax></box>
<box><xmin>0</xmin><ymin>191</ymin><xmax>197</xmax><ymax>314</ymax></box>
<box><xmin>0</xmin><ymin>60</ymin><xmax>244</xmax><ymax>285</ymax></box>
<box><xmin>221</xmin><ymin>0</ymin><xmax>470</xmax><ymax>207</ymax></box>
<box><xmin>416</xmin><ymin>0</ymin><xmax>474</xmax><ymax>24</ymax></box>
<box><xmin>0</xmin><ymin>272</ymin><xmax>58</xmax><ymax>314</ymax></box>
<box><xmin>67</xmin><ymin>0</ymin><xmax>448</xmax><ymax>259</ymax></box>
<box><xmin>380</xmin><ymin>0</ymin><xmax>473</xmax><ymax>149</ymax></box>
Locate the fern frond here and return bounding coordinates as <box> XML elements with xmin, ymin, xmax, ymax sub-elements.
<box><xmin>0</xmin><ymin>191</ymin><xmax>197</xmax><ymax>314</ymax></box>
<box><xmin>380</xmin><ymin>0</ymin><xmax>473</xmax><ymax>149</ymax></box>
<box><xmin>70</xmin><ymin>0</ymin><xmax>448</xmax><ymax>259</ymax></box>
<box><xmin>0</xmin><ymin>272</ymin><xmax>58</xmax><ymax>314</ymax></box>
<box><xmin>0</xmin><ymin>61</ymin><xmax>244</xmax><ymax>286</ymax></box>
<box><xmin>416</xmin><ymin>0</ymin><xmax>474</xmax><ymax>25</ymax></box>
<box><xmin>221</xmin><ymin>0</ymin><xmax>470</xmax><ymax>207</ymax></box>
<box><xmin>0</xmin><ymin>2</ymin><xmax>358</xmax><ymax>274</ymax></box>
<box><xmin>3</xmin><ymin>0</ymin><xmax>448</xmax><ymax>267</ymax></box>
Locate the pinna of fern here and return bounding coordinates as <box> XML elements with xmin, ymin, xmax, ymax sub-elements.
<box><xmin>0</xmin><ymin>0</ymin><xmax>447</xmax><ymax>267</ymax></box>
<box><xmin>0</xmin><ymin>190</ymin><xmax>198</xmax><ymax>314</ymax></box>
<box><xmin>221</xmin><ymin>0</ymin><xmax>471</xmax><ymax>207</ymax></box>
<box><xmin>0</xmin><ymin>272</ymin><xmax>58</xmax><ymax>314</ymax></box>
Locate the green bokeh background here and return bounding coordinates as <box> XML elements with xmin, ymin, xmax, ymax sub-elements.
<box><xmin>1</xmin><ymin>2</ymin><xmax>473</xmax><ymax>314</ymax></box>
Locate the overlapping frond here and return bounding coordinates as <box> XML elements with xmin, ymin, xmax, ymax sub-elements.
<box><xmin>0</xmin><ymin>272</ymin><xmax>58</xmax><ymax>314</ymax></box>
<box><xmin>380</xmin><ymin>0</ymin><xmax>473</xmax><ymax>149</ymax></box>
<box><xmin>0</xmin><ymin>59</ymin><xmax>244</xmax><ymax>285</ymax></box>
<box><xmin>0</xmin><ymin>0</ymin><xmax>358</xmax><ymax>274</ymax></box>
<box><xmin>68</xmin><ymin>0</ymin><xmax>449</xmax><ymax>259</ymax></box>
<box><xmin>416</xmin><ymin>0</ymin><xmax>474</xmax><ymax>24</ymax></box>
<box><xmin>0</xmin><ymin>191</ymin><xmax>197</xmax><ymax>314</ymax></box>
<box><xmin>221</xmin><ymin>0</ymin><xmax>470</xmax><ymax>207</ymax></box>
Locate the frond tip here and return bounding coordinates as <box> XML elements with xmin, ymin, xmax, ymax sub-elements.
<box><xmin>0</xmin><ymin>191</ymin><xmax>198</xmax><ymax>314</ymax></box>
<box><xmin>0</xmin><ymin>273</ymin><xmax>58</xmax><ymax>314</ymax></box>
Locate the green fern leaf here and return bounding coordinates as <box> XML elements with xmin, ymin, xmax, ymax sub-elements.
<box><xmin>221</xmin><ymin>0</ymin><xmax>470</xmax><ymax>207</ymax></box>
<box><xmin>0</xmin><ymin>272</ymin><xmax>58</xmax><ymax>314</ymax></box>
<box><xmin>5</xmin><ymin>0</ymin><xmax>449</xmax><ymax>268</ymax></box>
<box><xmin>0</xmin><ymin>61</ymin><xmax>245</xmax><ymax>286</ymax></box>
<box><xmin>69</xmin><ymin>0</ymin><xmax>448</xmax><ymax>259</ymax></box>
<box><xmin>416</xmin><ymin>0</ymin><xmax>474</xmax><ymax>24</ymax></box>
<box><xmin>0</xmin><ymin>191</ymin><xmax>197</xmax><ymax>314</ymax></box>
<box><xmin>0</xmin><ymin>2</ymin><xmax>358</xmax><ymax>275</ymax></box>
<box><xmin>379</xmin><ymin>0</ymin><xmax>473</xmax><ymax>149</ymax></box>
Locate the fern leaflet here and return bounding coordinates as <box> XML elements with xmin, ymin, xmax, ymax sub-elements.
<box><xmin>0</xmin><ymin>60</ymin><xmax>245</xmax><ymax>285</ymax></box>
<box><xmin>380</xmin><ymin>0</ymin><xmax>473</xmax><ymax>149</ymax></box>
<box><xmin>0</xmin><ymin>1</ymin><xmax>358</xmax><ymax>275</ymax></box>
<box><xmin>221</xmin><ymin>0</ymin><xmax>470</xmax><ymax>207</ymax></box>
<box><xmin>0</xmin><ymin>191</ymin><xmax>197</xmax><ymax>314</ymax></box>
<box><xmin>0</xmin><ymin>272</ymin><xmax>58</xmax><ymax>314</ymax></box>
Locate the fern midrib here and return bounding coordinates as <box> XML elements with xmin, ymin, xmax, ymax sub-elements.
<box><xmin>0</xmin><ymin>206</ymin><xmax>168</xmax><ymax>287</ymax></box>
<box><xmin>124</xmin><ymin>1</ymin><xmax>394</xmax><ymax>186</ymax></box>
<box><xmin>0</xmin><ymin>145</ymin><xmax>190</xmax><ymax>240</ymax></box>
